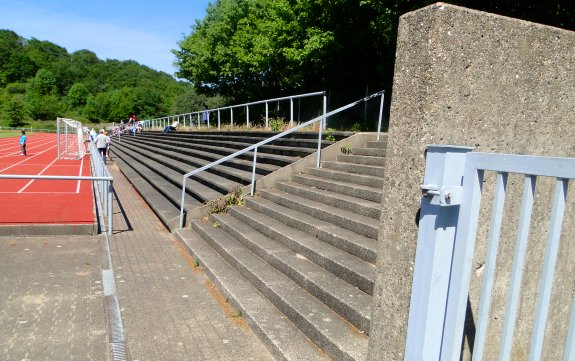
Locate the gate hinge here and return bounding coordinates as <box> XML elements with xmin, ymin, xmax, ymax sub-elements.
<box><xmin>420</xmin><ymin>184</ymin><xmax>463</xmax><ymax>206</ymax></box>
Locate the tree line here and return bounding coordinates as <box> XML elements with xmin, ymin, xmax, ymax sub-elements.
<box><xmin>2</xmin><ymin>1</ymin><xmax>572</xmax><ymax>129</ymax></box>
<box><xmin>0</xmin><ymin>29</ymin><xmax>219</xmax><ymax>127</ymax></box>
<box><xmin>173</xmin><ymin>0</ymin><xmax>574</xmax><ymax>104</ymax></box>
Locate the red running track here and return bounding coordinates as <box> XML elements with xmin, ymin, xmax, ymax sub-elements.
<box><xmin>0</xmin><ymin>133</ymin><xmax>94</xmax><ymax>224</ymax></box>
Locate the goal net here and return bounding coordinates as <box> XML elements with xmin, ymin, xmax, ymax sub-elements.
<box><xmin>57</xmin><ymin>117</ymin><xmax>87</xmax><ymax>159</ymax></box>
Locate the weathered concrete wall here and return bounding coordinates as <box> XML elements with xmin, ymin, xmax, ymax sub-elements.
<box><xmin>368</xmin><ymin>3</ymin><xmax>575</xmax><ymax>360</ymax></box>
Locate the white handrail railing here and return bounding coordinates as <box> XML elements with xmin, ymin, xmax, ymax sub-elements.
<box><xmin>145</xmin><ymin>91</ymin><xmax>327</xmax><ymax>131</ymax></box>
<box><xmin>178</xmin><ymin>90</ymin><xmax>385</xmax><ymax>228</ymax></box>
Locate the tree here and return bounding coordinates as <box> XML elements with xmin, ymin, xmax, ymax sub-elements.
<box><xmin>66</xmin><ymin>83</ymin><xmax>90</xmax><ymax>108</ymax></box>
<box><xmin>4</xmin><ymin>95</ymin><xmax>26</xmax><ymax>127</ymax></box>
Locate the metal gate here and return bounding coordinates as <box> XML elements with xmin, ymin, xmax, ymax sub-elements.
<box><xmin>405</xmin><ymin>145</ymin><xmax>575</xmax><ymax>361</ymax></box>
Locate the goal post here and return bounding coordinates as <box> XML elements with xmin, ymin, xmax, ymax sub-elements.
<box><xmin>57</xmin><ymin>117</ymin><xmax>88</xmax><ymax>160</ymax></box>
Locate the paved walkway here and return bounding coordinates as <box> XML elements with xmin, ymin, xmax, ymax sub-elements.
<box><xmin>0</xmin><ymin>161</ymin><xmax>274</xmax><ymax>361</ymax></box>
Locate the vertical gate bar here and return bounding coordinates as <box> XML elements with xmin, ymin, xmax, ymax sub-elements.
<box><xmin>265</xmin><ymin>102</ymin><xmax>269</xmax><ymax>129</ymax></box>
<box><xmin>322</xmin><ymin>94</ymin><xmax>327</xmax><ymax>131</ymax></box>
<box><xmin>404</xmin><ymin>145</ymin><xmax>472</xmax><ymax>361</ymax></box>
<box><xmin>439</xmin><ymin>162</ymin><xmax>484</xmax><ymax>361</ymax></box>
<box><xmin>473</xmin><ymin>172</ymin><xmax>508</xmax><ymax>360</ymax></box>
<box><xmin>499</xmin><ymin>175</ymin><xmax>537</xmax><ymax>361</ymax></box>
<box><xmin>529</xmin><ymin>178</ymin><xmax>569</xmax><ymax>361</ymax></box>
<box><xmin>218</xmin><ymin>110</ymin><xmax>221</xmax><ymax>130</ymax></box>
<box><xmin>316</xmin><ymin>117</ymin><xmax>323</xmax><ymax>168</ymax></box>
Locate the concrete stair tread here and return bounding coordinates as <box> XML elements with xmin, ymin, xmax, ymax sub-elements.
<box><xmin>244</xmin><ymin>196</ymin><xmax>378</xmax><ymax>264</ymax></box>
<box><xmin>115</xmin><ymin>140</ymin><xmax>248</xmax><ymax>191</ymax></box>
<box><xmin>275</xmin><ymin>181</ymin><xmax>381</xmax><ymax>220</ymax></box>
<box><xmin>210</xmin><ymin>212</ymin><xmax>372</xmax><ymax>333</ymax></box>
<box><xmin>174</xmin><ymin>228</ymin><xmax>331</xmax><ymax>361</ymax></box>
<box><xmin>291</xmin><ymin>173</ymin><xmax>382</xmax><ymax>203</ymax></box>
<box><xmin>336</xmin><ymin>154</ymin><xmax>386</xmax><ymax>167</ymax></box>
<box><xmin>113</xmin><ymin>158</ymin><xmax>187</xmax><ymax>230</ymax></box>
<box><xmin>320</xmin><ymin>161</ymin><xmax>385</xmax><ymax>177</ymax></box>
<box><xmin>225</xmin><ymin>206</ymin><xmax>375</xmax><ymax>296</ymax></box>
<box><xmin>306</xmin><ymin>166</ymin><xmax>384</xmax><ymax>189</ymax></box>
<box><xmin>112</xmin><ymin>147</ymin><xmax>202</xmax><ymax>209</ymax></box>
<box><xmin>113</xmin><ymin>145</ymin><xmax>225</xmax><ymax>202</ymax></box>
<box><xmin>189</xmin><ymin>222</ymin><xmax>369</xmax><ymax>361</ymax></box>
<box><xmin>259</xmin><ymin>188</ymin><xmax>380</xmax><ymax>239</ymax></box>
<box><xmin>118</xmin><ymin>138</ymin><xmax>266</xmax><ymax>180</ymax></box>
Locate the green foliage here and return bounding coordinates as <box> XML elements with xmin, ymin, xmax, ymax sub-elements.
<box><xmin>4</xmin><ymin>95</ymin><xmax>26</xmax><ymax>127</ymax></box>
<box><xmin>350</xmin><ymin>122</ymin><xmax>363</xmax><ymax>132</ymax></box>
<box><xmin>323</xmin><ymin>128</ymin><xmax>336</xmax><ymax>141</ymax></box>
<box><xmin>207</xmin><ymin>186</ymin><xmax>245</xmax><ymax>214</ymax></box>
<box><xmin>269</xmin><ymin>117</ymin><xmax>285</xmax><ymax>131</ymax></box>
<box><xmin>0</xmin><ymin>30</ymin><xmax>200</xmax><ymax>123</ymax></box>
<box><xmin>340</xmin><ymin>141</ymin><xmax>352</xmax><ymax>155</ymax></box>
<box><xmin>212</xmin><ymin>221</ymin><xmax>221</xmax><ymax>228</ymax></box>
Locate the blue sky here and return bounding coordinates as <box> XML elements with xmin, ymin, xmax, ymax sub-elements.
<box><xmin>0</xmin><ymin>0</ymin><xmax>211</xmax><ymax>77</ymax></box>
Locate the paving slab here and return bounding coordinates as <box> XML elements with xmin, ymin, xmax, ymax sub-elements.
<box><xmin>107</xmin><ymin>161</ymin><xmax>275</xmax><ymax>361</ymax></box>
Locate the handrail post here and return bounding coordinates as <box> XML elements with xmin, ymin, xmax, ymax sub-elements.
<box><xmin>323</xmin><ymin>93</ymin><xmax>327</xmax><ymax>131</ymax></box>
<box><xmin>179</xmin><ymin>177</ymin><xmax>187</xmax><ymax>228</ymax></box>
<box><xmin>231</xmin><ymin>108</ymin><xmax>234</xmax><ymax>127</ymax></box>
<box><xmin>377</xmin><ymin>91</ymin><xmax>385</xmax><ymax>141</ymax></box>
<box><xmin>290</xmin><ymin>97</ymin><xmax>294</xmax><ymax>127</ymax></box>
<box><xmin>265</xmin><ymin>102</ymin><xmax>269</xmax><ymax>129</ymax></box>
<box><xmin>246</xmin><ymin>105</ymin><xmax>250</xmax><ymax>128</ymax></box>
<box><xmin>251</xmin><ymin>147</ymin><xmax>258</xmax><ymax>196</ymax></box>
<box><xmin>108</xmin><ymin>181</ymin><xmax>113</xmax><ymax>235</ymax></box>
<box><xmin>197</xmin><ymin>113</ymin><xmax>201</xmax><ymax>130</ymax></box>
<box><xmin>218</xmin><ymin>110</ymin><xmax>221</xmax><ymax>130</ymax></box>
<box><xmin>316</xmin><ymin>117</ymin><xmax>323</xmax><ymax>168</ymax></box>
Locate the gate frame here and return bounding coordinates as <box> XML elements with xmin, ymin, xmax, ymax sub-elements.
<box><xmin>405</xmin><ymin>145</ymin><xmax>575</xmax><ymax>361</ymax></box>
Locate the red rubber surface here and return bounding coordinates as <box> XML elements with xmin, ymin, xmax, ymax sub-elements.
<box><xmin>0</xmin><ymin>133</ymin><xmax>94</xmax><ymax>224</ymax></box>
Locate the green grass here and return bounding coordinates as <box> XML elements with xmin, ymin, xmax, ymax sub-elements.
<box><xmin>0</xmin><ymin>130</ymin><xmax>21</xmax><ymax>138</ymax></box>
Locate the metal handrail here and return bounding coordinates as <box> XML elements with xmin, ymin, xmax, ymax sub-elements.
<box><xmin>178</xmin><ymin>90</ymin><xmax>385</xmax><ymax>228</ymax></box>
<box><xmin>145</xmin><ymin>91</ymin><xmax>327</xmax><ymax>131</ymax></box>
<box><xmin>0</xmin><ymin>141</ymin><xmax>115</xmax><ymax>234</ymax></box>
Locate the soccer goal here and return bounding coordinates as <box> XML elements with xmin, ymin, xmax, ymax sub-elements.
<box><xmin>57</xmin><ymin>117</ymin><xmax>88</xmax><ymax>160</ymax></box>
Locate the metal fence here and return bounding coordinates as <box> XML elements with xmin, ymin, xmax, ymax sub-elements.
<box><xmin>144</xmin><ymin>91</ymin><xmax>327</xmax><ymax>131</ymax></box>
<box><xmin>0</xmin><ymin>140</ymin><xmax>114</xmax><ymax>234</ymax></box>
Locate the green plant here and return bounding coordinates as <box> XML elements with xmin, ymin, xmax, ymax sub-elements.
<box><xmin>350</xmin><ymin>122</ymin><xmax>362</xmax><ymax>132</ymax></box>
<box><xmin>268</xmin><ymin>117</ymin><xmax>285</xmax><ymax>131</ymax></box>
<box><xmin>323</xmin><ymin>128</ymin><xmax>336</xmax><ymax>141</ymax></box>
<box><xmin>207</xmin><ymin>186</ymin><xmax>245</xmax><ymax>214</ymax></box>
<box><xmin>340</xmin><ymin>141</ymin><xmax>352</xmax><ymax>155</ymax></box>
<box><xmin>230</xmin><ymin>309</ymin><xmax>242</xmax><ymax>318</ymax></box>
<box><xmin>212</xmin><ymin>221</ymin><xmax>221</xmax><ymax>228</ymax></box>
<box><xmin>193</xmin><ymin>257</ymin><xmax>200</xmax><ymax>267</ymax></box>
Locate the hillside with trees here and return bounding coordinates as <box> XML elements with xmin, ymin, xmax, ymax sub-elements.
<box><xmin>0</xmin><ymin>29</ymin><xmax>211</xmax><ymax>128</ymax></box>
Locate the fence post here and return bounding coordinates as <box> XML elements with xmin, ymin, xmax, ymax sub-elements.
<box><xmin>404</xmin><ymin>145</ymin><xmax>472</xmax><ymax>361</ymax></box>
<box><xmin>251</xmin><ymin>147</ymin><xmax>258</xmax><ymax>196</ymax></box>
<box><xmin>290</xmin><ymin>97</ymin><xmax>294</xmax><ymax>127</ymax></box>
<box><xmin>108</xmin><ymin>181</ymin><xmax>113</xmax><ymax>235</ymax></box>
<box><xmin>377</xmin><ymin>92</ymin><xmax>385</xmax><ymax>141</ymax></box>
<box><xmin>231</xmin><ymin>108</ymin><xmax>234</xmax><ymax>127</ymax></box>
<box><xmin>265</xmin><ymin>102</ymin><xmax>269</xmax><ymax>129</ymax></box>
<box><xmin>246</xmin><ymin>105</ymin><xmax>250</xmax><ymax>128</ymax></box>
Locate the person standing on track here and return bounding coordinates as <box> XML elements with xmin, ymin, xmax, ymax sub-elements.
<box><xmin>94</xmin><ymin>129</ymin><xmax>108</xmax><ymax>163</ymax></box>
<box><xmin>19</xmin><ymin>130</ymin><xmax>27</xmax><ymax>156</ymax></box>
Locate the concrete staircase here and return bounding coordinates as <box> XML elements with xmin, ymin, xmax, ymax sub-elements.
<box><xmin>110</xmin><ymin>131</ymin><xmax>342</xmax><ymax>230</ymax></box>
<box><xmin>174</xmin><ymin>134</ymin><xmax>387</xmax><ymax>361</ymax></box>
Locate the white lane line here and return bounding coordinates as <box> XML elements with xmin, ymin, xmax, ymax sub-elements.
<box><xmin>76</xmin><ymin>156</ymin><xmax>85</xmax><ymax>193</ymax></box>
<box><xmin>17</xmin><ymin>156</ymin><xmax>60</xmax><ymax>193</ymax></box>
<box><xmin>0</xmin><ymin>144</ymin><xmax>57</xmax><ymax>172</ymax></box>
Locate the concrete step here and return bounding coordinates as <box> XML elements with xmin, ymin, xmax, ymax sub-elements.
<box><xmin>244</xmin><ymin>197</ymin><xmax>377</xmax><ymax>263</ymax></box>
<box><xmin>337</xmin><ymin>154</ymin><xmax>386</xmax><ymax>167</ymax></box>
<box><xmin>351</xmin><ymin>147</ymin><xmax>387</xmax><ymax>157</ymax></box>
<box><xmin>306</xmin><ymin>166</ymin><xmax>384</xmax><ymax>189</ymax></box>
<box><xmin>115</xmin><ymin>139</ymin><xmax>251</xmax><ymax>194</ymax></box>
<box><xmin>258</xmin><ymin>188</ymin><xmax>379</xmax><ymax>239</ymax></box>
<box><xmin>111</xmin><ymin>147</ymin><xmax>202</xmax><ymax>209</ymax></box>
<box><xmin>189</xmin><ymin>221</ymin><xmax>369</xmax><ymax>361</ymax></box>
<box><xmin>174</xmin><ymin>228</ymin><xmax>330</xmax><ymax>361</ymax></box>
<box><xmin>366</xmin><ymin>140</ymin><xmax>387</xmax><ymax>149</ymax></box>
<box><xmin>210</xmin><ymin>212</ymin><xmax>372</xmax><ymax>333</ymax></box>
<box><xmin>275</xmin><ymin>181</ymin><xmax>381</xmax><ymax>220</ymax></box>
<box><xmin>290</xmin><ymin>173</ymin><xmax>382</xmax><ymax>203</ymax></box>
<box><xmin>114</xmin><ymin>157</ymin><xmax>184</xmax><ymax>230</ymax></box>
<box><xmin>226</xmin><ymin>206</ymin><xmax>375</xmax><ymax>295</ymax></box>
<box><xmin>321</xmin><ymin>160</ymin><xmax>385</xmax><ymax>177</ymax></box>
<box><xmin>118</xmin><ymin>136</ymin><xmax>273</xmax><ymax>179</ymax></box>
